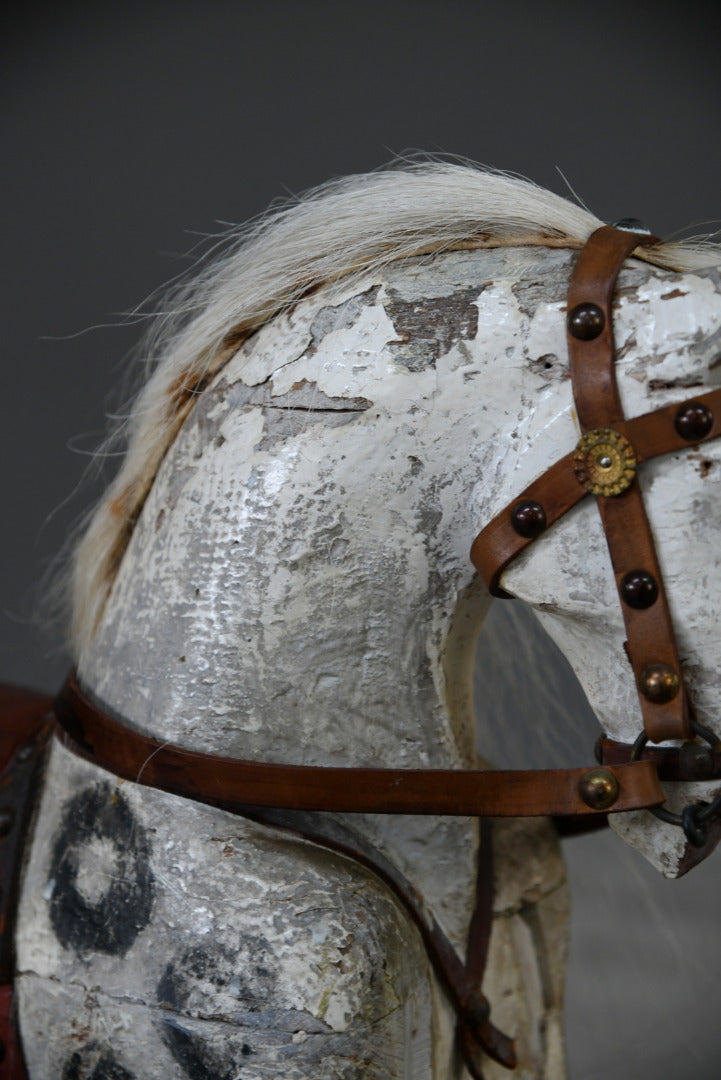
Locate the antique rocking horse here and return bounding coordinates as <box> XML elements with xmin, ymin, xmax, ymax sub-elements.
<box><xmin>3</xmin><ymin>163</ymin><xmax>721</xmax><ymax>1078</ymax></box>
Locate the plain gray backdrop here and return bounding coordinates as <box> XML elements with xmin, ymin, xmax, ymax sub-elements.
<box><xmin>3</xmin><ymin>3</ymin><xmax>721</xmax><ymax>1077</ymax></box>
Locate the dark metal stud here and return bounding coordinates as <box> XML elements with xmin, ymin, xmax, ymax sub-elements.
<box><xmin>674</xmin><ymin>401</ymin><xmax>713</xmax><ymax>441</ymax></box>
<box><xmin>639</xmin><ymin>663</ymin><xmax>680</xmax><ymax>704</ymax></box>
<box><xmin>678</xmin><ymin>741</ymin><xmax>714</xmax><ymax>781</ymax></box>
<box><xmin>578</xmin><ymin>768</ymin><xmax>620</xmax><ymax>811</ymax></box>
<box><xmin>620</xmin><ymin>569</ymin><xmax>658</xmax><ymax>610</ymax></box>
<box><xmin>567</xmin><ymin>302</ymin><xmax>605</xmax><ymax>341</ymax></box>
<box><xmin>612</xmin><ymin>218</ymin><xmax>652</xmax><ymax>234</ymax></box>
<box><xmin>510</xmin><ymin>500</ymin><xmax>546</xmax><ymax>539</ymax></box>
<box><xmin>0</xmin><ymin>809</ymin><xmax>13</xmax><ymax>838</ymax></box>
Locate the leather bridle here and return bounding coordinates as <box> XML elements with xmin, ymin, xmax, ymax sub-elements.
<box><xmin>472</xmin><ymin>223</ymin><xmax>721</xmax><ymax>844</ymax></box>
<box><xmin>51</xmin><ymin>224</ymin><xmax>721</xmax><ymax>1076</ymax></box>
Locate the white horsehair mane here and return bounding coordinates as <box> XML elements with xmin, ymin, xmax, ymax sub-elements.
<box><xmin>69</xmin><ymin>160</ymin><xmax>721</xmax><ymax>655</ymax></box>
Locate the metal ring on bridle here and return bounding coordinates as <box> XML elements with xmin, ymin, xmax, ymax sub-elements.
<box><xmin>631</xmin><ymin>720</ymin><xmax>721</xmax><ymax>847</ymax></box>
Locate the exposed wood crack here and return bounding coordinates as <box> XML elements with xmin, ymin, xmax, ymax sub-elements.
<box><xmin>17</xmin><ymin>968</ymin><xmax>336</xmax><ymax>1033</ymax></box>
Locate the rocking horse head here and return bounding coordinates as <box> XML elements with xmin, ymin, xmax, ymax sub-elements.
<box><xmin>15</xmin><ymin>162</ymin><xmax>721</xmax><ymax>1080</ymax></box>
<box><xmin>65</xmin><ymin>163</ymin><xmax>721</xmax><ymax>887</ymax></box>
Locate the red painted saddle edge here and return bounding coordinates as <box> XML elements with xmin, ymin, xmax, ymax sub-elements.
<box><xmin>0</xmin><ymin>684</ymin><xmax>53</xmax><ymax>1080</ymax></box>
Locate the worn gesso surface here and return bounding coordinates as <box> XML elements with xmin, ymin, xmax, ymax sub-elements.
<box><xmin>16</xmin><ymin>245</ymin><xmax>721</xmax><ymax>1077</ymax></box>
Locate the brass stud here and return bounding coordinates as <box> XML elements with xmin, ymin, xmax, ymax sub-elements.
<box><xmin>567</xmin><ymin>302</ymin><xmax>605</xmax><ymax>341</ymax></box>
<box><xmin>674</xmin><ymin>401</ymin><xmax>713</xmax><ymax>441</ymax></box>
<box><xmin>639</xmin><ymin>663</ymin><xmax>680</xmax><ymax>704</ymax></box>
<box><xmin>573</xmin><ymin>428</ymin><xmax>637</xmax><ymax>496</ymax></box>
<box><xmin>510</xmin><ymin>499</ymin><xmax>546</xmax><ymax>539</ymax></box>
<box><xmin>578</xmin><ymin>768</ymin><xmax>620</xmax><ymax>811</ymax></box>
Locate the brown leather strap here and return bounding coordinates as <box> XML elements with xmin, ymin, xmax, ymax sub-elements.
<box><xmin>566</xmin><ymin>227</ymin><xmax>650</xmax><ymax>428</ymax></box>
<box><xmin>567</xmin><ymin>225</ymin><xmax>690</xmax><ymax>742</ymax></box>
<box><xmin>597</xmin><ymin>734</ymin><xmax>721</xmax><ymax>782</ymax></box>
<box><xmin>54</xmin><ymin>670</ymin><xmax>664</xmax><ymax>818</ymax></box>
<box><xmin>54</xmin><ymin>672</ymin><xmax>519</xmax><ymax>1071</ymax></box>
<box><xmin>472</xmin><ymin>225</ymin><xmax>721</xmax><ymax>743</ymax></box>
<box><xmin>470</xmin><ymin>387</ymin><xmax>721</xmax><ymax>597</ymax></box>
<box><xmin>465</xmin><ymin>820</ymin><xmax>495</xmax><ymax>986</ymax></box>
<box><xmin>456</xmin><ymin>818</ymin><xmax>500</xmax><ymax>1077</ymax></box>
<box><xmin>51</xmin><ymin>660</ymin><xmax>660</xmax><ymax>1075</ymax></box>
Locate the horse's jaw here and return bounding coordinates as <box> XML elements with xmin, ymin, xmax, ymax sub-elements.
<box><xmin>492</xmin><ymin>264</ymin><xmax>721</xmax><ymax>879</ymax></box>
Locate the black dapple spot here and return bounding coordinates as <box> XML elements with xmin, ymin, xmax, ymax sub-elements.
<box><xmin>159</xmin><ymin>1019</ymin><xmax>236</xmax><ymax>1080</ymax></box>
<box><xmin>157</xmin><ymin>938</ymin><xmax>278</xmax><ymax>1014</ymax></box>
<box><xmin>61</xmin><ymin>1044</ymin><xmax>135</xmax><ymax>1080</ymax></box>
<box><xmin>49</xmin><ymin>782</ymin><xmax>154</xmax><ymax>956</ymax></box>
<box><xmin>157</xmin><ymin>940</ymin><xmax>278</xmax><ymax>1078</ymax></box>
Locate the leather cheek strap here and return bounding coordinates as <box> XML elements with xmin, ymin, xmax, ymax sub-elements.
<box><xmin>472</xmin><ymin>226</ymin><xmax>721</xmax><ymax>744</ymax></box>
<box><xmin>567</xmin><ymin>226</ymin><xmax>691</xmax><ymax>743</ymax></box>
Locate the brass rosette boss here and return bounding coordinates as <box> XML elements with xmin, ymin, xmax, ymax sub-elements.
<box><xmin>573</xmin><ymin>428</ymin><xmax>637</xmax><ymax>496</ymax></box>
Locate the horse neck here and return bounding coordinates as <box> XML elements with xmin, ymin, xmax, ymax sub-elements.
<box><xmin>76</xmin><ymin>244</ymin><xmax>586</xmax><ymax>768</ymax></box>
<box><xmin>76</xmin><ymin>433</ymin><xmax>490</xmax><ymax>769</ymax></box>
<box><xmin>75</xmin><ymin>244</ymin><xmax>721</xmax><ymax>882</ymax></box>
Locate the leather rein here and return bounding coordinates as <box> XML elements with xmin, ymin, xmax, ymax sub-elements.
<box><xmin>51</xmin><ymin>224</ymin><xmax>721</xmax><ymax>1076</ymax></box>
